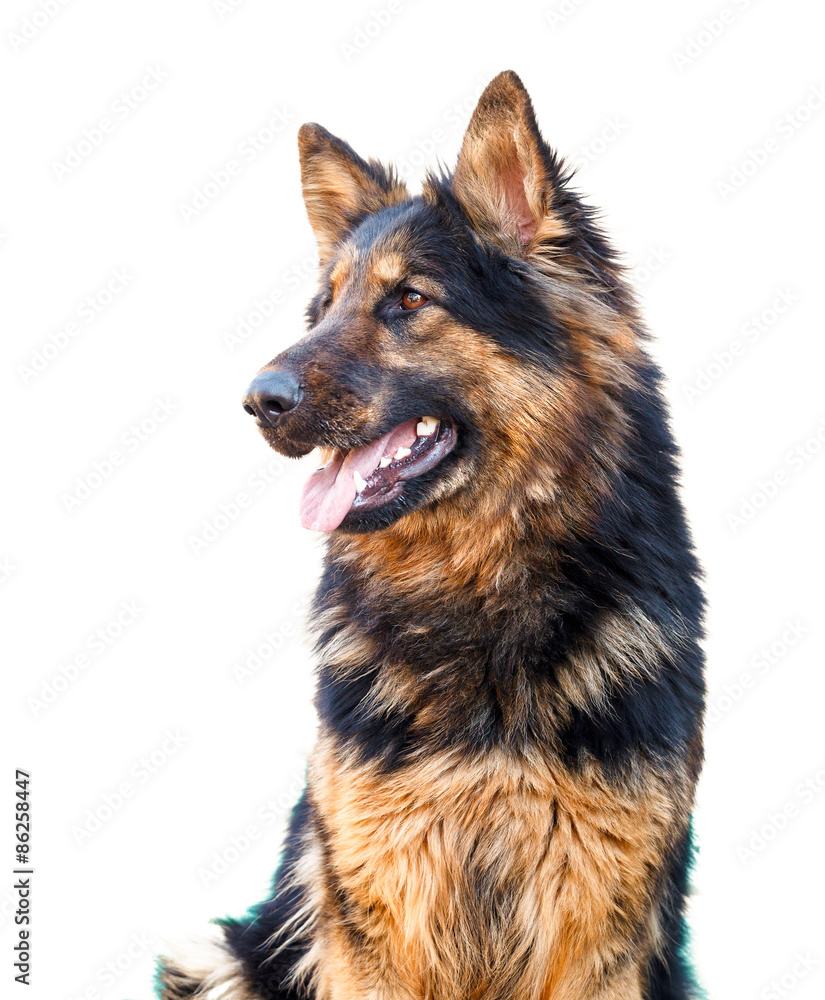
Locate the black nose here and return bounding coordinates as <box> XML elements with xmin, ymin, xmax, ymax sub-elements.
<box><xmin>242</xmin><ymin>369</ymin><xmax>303</xmax><ymax>426</ymax></box>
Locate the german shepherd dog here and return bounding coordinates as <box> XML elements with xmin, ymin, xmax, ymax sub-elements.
<box><xmin>157</xmin><ymin>71</ymin><xmax>705</xmax><ymax>1000</ymax></box>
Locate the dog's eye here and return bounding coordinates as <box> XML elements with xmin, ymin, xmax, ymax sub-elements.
<box><xmin>400</xmin><ymin>289</ymin><xmax>427</xmax><ymax>311</ymax></box>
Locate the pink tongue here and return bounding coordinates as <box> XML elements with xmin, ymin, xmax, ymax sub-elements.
<box><xmin>298</xmin><ymin>420</ymin><xmax>418</xmax><ymax>532</ymax></box>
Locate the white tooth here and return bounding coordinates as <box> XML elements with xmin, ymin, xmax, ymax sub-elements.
<box><xmin>353</xmin><ymin>470</ymin><xmax>368</xmax><ymax>494</ymax></box>
<box><xmin>416</xmin><ymin>416</ymin><xmax>438</xmax><ymax>436</ymax></box>
<box><xmin>379</xmin><ymin>456</ymin><xmax>392</xmax><ymax>468</ymax></box>
<box><xmin>394</xmin><ymin>446</ymin><xmax>411</xmax><ymax>460</ymax></box>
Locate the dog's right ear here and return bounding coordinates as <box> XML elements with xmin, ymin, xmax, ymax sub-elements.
<box><xmin>297</xmin><ymin>124</ymin><xmax>409</xmax><ymax>263</ymax></box>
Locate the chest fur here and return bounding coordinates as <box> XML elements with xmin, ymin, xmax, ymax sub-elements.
<box><xmin>304</xmin><ymin>741</ymin><xmax>679</xmax><ymax>1000</ymax></box>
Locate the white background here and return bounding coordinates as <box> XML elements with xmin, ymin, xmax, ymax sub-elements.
<box><xmin>2</xmin><ymin>1</ymin><xmax>824</xmax><ymax>998</ymax></box>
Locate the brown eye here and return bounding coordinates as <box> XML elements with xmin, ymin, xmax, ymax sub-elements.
<box><xmin>400</xmin><ymin>289</ymin><xmax>427</xmax><ymax>311</ymax></box>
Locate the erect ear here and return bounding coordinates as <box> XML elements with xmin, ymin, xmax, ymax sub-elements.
<box><xmin>297</xmin><ymin>123</ymin><xmax>409</xmax><ymax>263</ymax></box>
<box><xmin>450</xmin><ymin>71</ymin><xmax>562</xmax><ymax>252</ymax></box>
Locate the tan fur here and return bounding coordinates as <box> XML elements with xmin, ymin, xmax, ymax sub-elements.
<box><xmin>556</xmin><ymin>603</ymin><xmax>689</xmax><ymax>717</ymax></box>
<box><xmin>365</xmin><ymin>251</ymin><xmax>408</xmax><ymax>291</ymax></box>
<box><xmin>329</xmin><ymin>248</ymin><xmax>358</xmax><ymax>299</ymax></box>
<box><xmin>298</xmin><ymin>124</ymin><xmax>409</xmax><ymax>264</ymax></box>
<box><xmin>295</xmin><ymin>741</ymin><xmax>689</xmax><ymax>1000</ymax></box>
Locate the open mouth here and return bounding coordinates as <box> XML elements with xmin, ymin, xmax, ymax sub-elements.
<box><xmin>299</xmin><ymin>417</ymin><xmax>457</xmax><ymax>532</ymax></box>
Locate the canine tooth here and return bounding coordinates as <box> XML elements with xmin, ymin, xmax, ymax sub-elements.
<box><xmin>416</xmin><ymin>416</ymin><xmax>438</xmax><ymax>436</ymax></box>
<box><xmin>353</xmin><ymin>470</ymin><xmax>368</xmax><ymax>494</ymax></box>
<box><xmin>379</xmin><ymin>456</ymin><xmax>392</xmax><ymax>469</ymax></box>
<box><xmin>394</xmin><ymin>446</ymin><xmax>411</xmax><ymax>460</ymax></box>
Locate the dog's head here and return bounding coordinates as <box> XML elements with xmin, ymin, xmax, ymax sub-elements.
<box><xmin>243</xmin><ymin>71</ymin><xmax>641</xmax><ymax>537</ymax></box>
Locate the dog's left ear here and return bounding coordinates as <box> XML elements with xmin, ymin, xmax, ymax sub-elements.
<box><xmin>298</xmin><ymin>123</ymin><xmax>409</xmax><ymax>263</ymax></box>
<box><xmin>450</xmin><ymin>71</ymin><xmax>561</xmax><ymax>251</ymax></box>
